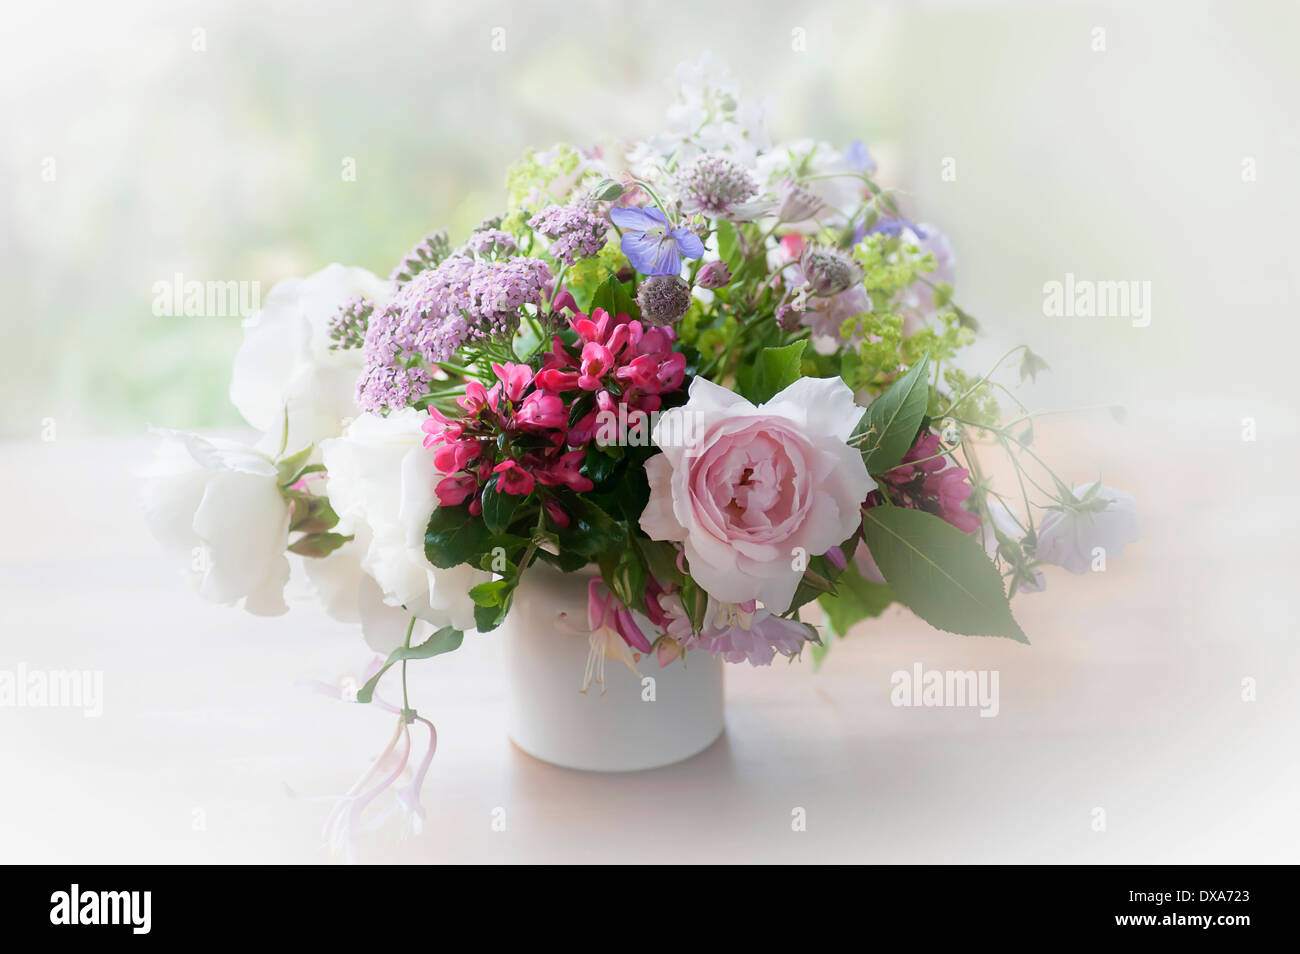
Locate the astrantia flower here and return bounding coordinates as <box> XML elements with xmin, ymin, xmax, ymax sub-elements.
<box><xmin>608</xmin><ymin>206</ymin><xmax>705</xmax><ymax>276</ymax></box>
<box><xmin>800</xmin><ymin>244</ymin><xmax>864</xmax><ymax>298</ymax></box>
<box><xmin>695</xmin><ymin>260</ymin><xmax>731</xmax><ymax>289</ymax></box>
<box><xmin>676</xmin><ymin>152</ymin><xmax>763</xmax><ymax>219</ymax></box>
<box><xmin>528</xmin><ymin>204</ymin><xmax>609</xmax><ymax>266</ymax></box>
<box><xmin>635</xmin><ymin>275</ymin><xmax>692</xmax><ymax>326</ymax></box>
<box><xmin>1033</xmin><ymin>482</ymin><xmax>1139</xmax><ymax>574</ymax></box>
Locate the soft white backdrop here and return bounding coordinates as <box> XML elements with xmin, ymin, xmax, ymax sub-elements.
<box><xmin>2</xmin><ymin>0</ymin><xmax>1298</xmax><ymax>862</ymax></box>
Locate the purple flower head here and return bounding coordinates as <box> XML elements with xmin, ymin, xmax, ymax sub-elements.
<box><xmin>609</xmin><ymin>206</ymin><xmax>705</xmax><ymax>276</ymax></box>
<box><xmin>528</xmin><ymin>204</ymin><xmax>609</xmax><ymax>266</ymax></box>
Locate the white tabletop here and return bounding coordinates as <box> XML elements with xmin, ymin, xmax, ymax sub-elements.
<box><xmin>2</xmin><ymin>420</ymin><xmax>1296</xmax><ymax>864</ymax></box>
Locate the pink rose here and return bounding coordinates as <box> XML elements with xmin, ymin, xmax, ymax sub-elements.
<box><xmin>639</xmin><ymin>377</ymin><xmax>875</xmax><ymax>612</ymax></box>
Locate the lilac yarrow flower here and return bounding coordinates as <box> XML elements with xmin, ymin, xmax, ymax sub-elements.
<box><xmin>609</xmin><ymin>206</ymin><xmax>705</xmax><ymax>276</ymax></box>
<box><xmin>460</xmin><ymin>229</ymin><xmax>518</xmax><ymax>258</ymax></box>
<box><xmin>356</xmin><ymin>255</ymin><xmax>551</xmax><ymax>412</ymax></box>
<box><xmin>390</xmin><ymin>230</ymin><xmax>452</xmax><ymax>286</ymax></box>
<box><xmin>327</xmin><ymin>295</ymin><xmax>373</xmax><ymax>351</ymax></box>
<box><xmin>527</xmin><ymin>204</ymin><xmax>609</xmax><ymax>266</ymax></box>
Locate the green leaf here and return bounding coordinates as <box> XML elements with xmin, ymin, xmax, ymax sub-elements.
<box><xmin>748</xmin><ymin>340</ymin><xmax>808</xmax><ymax>404</ymax></box>
<box><xmin>553</xmin><ymin>495</ymin><xmax>623</xmax><ymax>558</ymax></box>
<box><xmin>861</xmin><ymin>506</ymin><xmax>1026</xmax><ymax>642</ymax></box>
<box><xmin>859</xmin><ymin>354</ymin><xmax>931</xmax><ymax>473</ymax></box>
<box><xmin>715</xmin><ymin>221</ymin><xmax>741</xmax><ymax>272</ymax></box>
<box><xmin>424</xmin><ymin>505</ymin><xmax>491</xmax><ymax>569</ymax></box>
<box><xmin>592</xmin><ymin>275</ymin><xmax>639</xmax><ymax>320</ymax></box>
<box><xmin>474</xmin><ymin>600</ymin><xmax>509</xmax><ymax>632</ymax></box>
<box><xmin>598</xmin><ymin>542</ymin><xmax>648</xmax><ymax>612</ymax></box>
<box><xmin>287</xmin><ymin>531</ymin><xmax>351</xmax><ymax>558</ymax></box>
<box><xmin>288</xmin><ymin>493</ymin><xmax>340</xmax><ymax>534</ymax></box>
<box><xmin>355</xmin><ymin>626</ymin><xmax>463</xmax><ymax>703</ymax></box>
<box><xmin>590</xmin><ymin>178</ymin><xmax>624</xmax><ymax>202</ymax></box>
<box><xmin>275</xmin><ymin>445</ymin><xmax>314</xmax><ymax>486</ymax></box>
<box><xmin>818</xmin><ymin>564</ymin><xmax>894</xmax><ymax>638</ymax></box>
<box><xmin>480</xmin><ymin>478</ymin><xmax>521</xmax><ymax>535</ymax></box>
<box><xmin>469</xmin><ymin>579</ymin><xmax>512</xmax><ymax>607</ymax></box>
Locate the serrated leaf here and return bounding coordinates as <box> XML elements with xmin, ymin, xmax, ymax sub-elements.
<box><xmin>860</xmin><ymin>354</ymin><xmax>931</xmax><ymax>474</ymax></box>
<box><xmin>861</xmin><ymin>506</ymin><xmax>1026</xmax><ymax>642</ymax></box>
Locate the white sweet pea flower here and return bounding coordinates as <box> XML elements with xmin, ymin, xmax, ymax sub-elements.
<box><xmin>319</xmin><ymin>409</ymin><xmax>486</xmax><ymax>633</ymax></box>
<box><xmin>230</xmin><ymin>264</ymin><xmax>392</xmax><ymax>456</ymax></box>
<box><xmin>1034</xmin><ymin>482</ymin><xmax>1139</xmax><ymax>574</ymax></box>
<box><xmin>140</xmin><ymin>430</ymin><xmax>291</xmax><ymax>615</ymax></box>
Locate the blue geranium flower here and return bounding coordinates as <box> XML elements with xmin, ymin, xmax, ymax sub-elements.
<box><xmin>608</xmin><ymin>206</ymin><xmax>705</xmax><ymax>276</ymax></box>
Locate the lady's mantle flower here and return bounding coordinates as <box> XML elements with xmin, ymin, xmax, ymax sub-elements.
<box><xmin>1033</xmin><ymin>482</ymin><xmax>1138</xmax><ymax>574</ymax></box>
<box><xmin>609</xmin><ymin>206</ymin><xmax>704</xmax><ymax>276</ymax></box>
<box><xmin>528</xmin><ymin>204</ymin><xmax>609</xmax><ymax>266</ymax></box>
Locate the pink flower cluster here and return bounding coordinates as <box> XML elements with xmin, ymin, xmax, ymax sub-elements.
<box><xmin>422</xmin><ymin>362</ymin><xmax>592</xmax><ymax>524</ymax></box>
<box><xmin>534</xmin><ymin>298</ymin><xmax>687</xmax><ymax>443</ymax></box>
<box><xmin>869</xmin><ymin>431</ymin><xmax>979</xmax><ymax>533</ymax></box>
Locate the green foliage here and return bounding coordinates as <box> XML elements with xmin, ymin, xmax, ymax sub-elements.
<box><xmin>861</xmin><ymin>506</ymin><xmax>1026</xmax><ymax>642</ymax></box>
<box><xmin>424</xmin><ymin>505</ymin><xmax>493</xmax><ymax>569</ymax></box>
<box><xmin>857</xmin><ymin>354</ymin><xmax>930</xmax><ymax>473</ymax></box>
<box><xmin>738</xmin><ymin>340</ymin><xmax>808</xmax><ymax>404</ymax></box>
<box><xmin>813</xmin><ymin>561</ymin><xmax>895</xmax><ymax>668</ymax></box>
<box><xmin>355</xmin><ymin>626</ymin><xmax>464</xmax><ymax>704</ymax></box>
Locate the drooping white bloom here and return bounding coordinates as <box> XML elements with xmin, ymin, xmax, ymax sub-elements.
<box><xmin>1034</xmin><ymin>482</ymin><xmax>1139</xmax><ymax>575</ymax></box>
<box><xmin>140</xmin><ymin>429</ymin><xmax>291</xmax><ymax>615</ymax></box>
<box><xmin>319</xmin><ymin>408</ymin><xmax>486</xmax><ymax>632</ymax></box>
<box><xmin>230</xmin><ymin>264</ymin><xmax>392</xmax><ymax>456</ymax></box>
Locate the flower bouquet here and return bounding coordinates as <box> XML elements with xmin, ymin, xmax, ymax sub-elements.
<box><xmin>143</xmin><ymin>55</ymin><xmax>1137</xmax><ymax>839</ymax></box>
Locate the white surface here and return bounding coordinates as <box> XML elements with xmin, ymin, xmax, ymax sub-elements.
<box><xmin>504</xmin><ymin>563</ymin><xmax>724</xmax><ymax>772</ymax></box>
<box><xmin>1</xmin><ymin>423</ymin><xmax>1298</xmax><ymax>864</ymax></box>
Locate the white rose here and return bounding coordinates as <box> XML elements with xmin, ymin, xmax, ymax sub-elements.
<box><xmin>319</xmin><ymin>409</ymin><xmax>486</xmax><ymax>632</ymax></box>
<box><xmin>300</xmin><ymin>530</ymin><xmax>431</xmax><ymax>654</ymax></box>
<box><xmin>140</xmin><ymin>430</ymin><xmax>291</xmax><ymax>615</ymax></box>
<box><xmin>1034</xmin><ymin>482</ymin><xmax>1139</xmax><ymax>575</ymax></box>
<box><xmin>230</xmin><ymin>264</ymin><xmax>391</xmax><ymax>456</ymax></box>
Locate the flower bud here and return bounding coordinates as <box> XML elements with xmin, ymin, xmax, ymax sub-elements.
<box><xmin>695</xmin><ymin>260</ymin><xmax>732</xmax><ymax>289</ymax></box>
<box><xmin>636</xmin><ymin>275</ymin><xmax>692</xmax><ymax>326</ymax></box>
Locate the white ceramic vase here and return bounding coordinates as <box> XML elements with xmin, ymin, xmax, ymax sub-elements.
<box><xmin>503</xmin><ymin>563</ymin><xmax>725</xmax><ymax>771</ymax></box>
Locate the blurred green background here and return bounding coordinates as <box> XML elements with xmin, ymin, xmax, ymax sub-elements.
<box><xmin>3</xmin><ymin>0</ymin><xmax>1296</xmax><ymax>439</ymax></box>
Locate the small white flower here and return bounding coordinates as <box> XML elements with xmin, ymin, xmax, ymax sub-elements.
<box><xmin>140</xmin><ymin>430</ymin><xmax>291</xmax><ymax>614</ymax></box>
<box><xmin>1034</xmin><ymin>482</ymin><xmax>1139</xmax><ymax>574</ymax></box>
